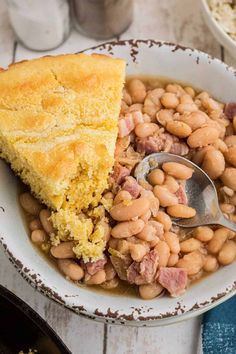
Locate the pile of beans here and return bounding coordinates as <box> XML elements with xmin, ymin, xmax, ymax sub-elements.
<box><xmin>19</xmin><ymin>77</ymin><xmax>236</xmax><ymax>300</ymax></box>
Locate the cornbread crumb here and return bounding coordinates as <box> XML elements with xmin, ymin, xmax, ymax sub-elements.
<box><xmin>51</xmin><ymin>209</ymin><xmax>105</xmax><ymax>261</ymax></box>
<box><xmin>100</xmin><ymin>197</ymin><xmax>113</xmax><ymax>211</ymax></box>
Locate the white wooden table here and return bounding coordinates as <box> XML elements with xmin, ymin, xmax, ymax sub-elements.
<box><xmin>0</xmin><ymin>1</ymin><xmax>236</xmax><ymax>353</ymax></box>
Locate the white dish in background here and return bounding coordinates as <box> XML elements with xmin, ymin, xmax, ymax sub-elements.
<box><xmin>199</xmin><ymin>0</ymin><xmax>236</xmax><ymax>58</ymax></box>
<box><xmin>1</xmin><ymin>40</ymin><xmax>236</xmax><ymax>326</ymax></box>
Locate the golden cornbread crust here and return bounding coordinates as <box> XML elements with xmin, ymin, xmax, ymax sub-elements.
<box><xmin>0</xmin><ymin>54</ymin><xmax>125</xmax><ymax>260</ymax></box>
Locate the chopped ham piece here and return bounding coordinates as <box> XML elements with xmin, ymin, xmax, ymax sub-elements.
<box><xmin>158</xmin><ymin>267</ymin><xmax>187</xmax><ymax>296</ymax></box>
<box><xmin>175</xmin><ymin>184</ymin><xmax>188</xmax><ymax>205</ymax></box>
<box><xmin>136</xmin><ymin>136</ymin><xmax>165</xmax><ymax>154</ymax></box>
<box><xmin>110</xmin><ymin>255</ymin><xmax>132</xmax><ymax>281</ymax></box>
<box><xmin>140</xmin><ymin>250</ymin><xmax>159</xmax><ymax>283</ymax></box>
<box><xmin>224</xmin><ymin>102</ymin><xmax>236</xmax><ymax>120</ymax></box>
<box><xmin>122</xmin><ymin>176</ymin><xmax>141</xmax><ymax>198</ymax></box>
<box><xmin>127</xmin><ymin>250</ymin><xmax>159</xmax><ymax>285</ymax></box>
<box><xmin>136</xmin><ymin>133</ymin><xmax>180</xmax><ymax>154</ymax></box>
<box><xmin>82</xmin><ymin>257</ymin><xmax>107</xmax><ymax>275</ymax></box>
<box><xmin>127</xmin><ymin>262</ymin><xmax>145</xmax><ymax>285</ymax></box>
<box><xmin>118</xmin><ymin>113</ymin><xmax>135</xmax><ymax>137</ymax></box>
<box><xmin>169</xmin><ymin>142</ymin><xmax>189</xmax><ymax>156</ymax></box>
<box><xmin>112</xmin><ymin>164</ymin><xmax>130</xmax><ymax>184</ymax></box>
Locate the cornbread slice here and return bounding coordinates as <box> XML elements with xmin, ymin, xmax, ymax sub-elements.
<box><xmin>0</xmin><ymin>54</ymin><xmax>125</xmax><ymax>211</ymax></box>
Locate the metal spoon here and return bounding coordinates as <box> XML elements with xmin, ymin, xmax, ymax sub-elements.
<box><xmin>134</xmin><ymin>152</ymin><xmax>236</xmax><ymax>232</ymax></box>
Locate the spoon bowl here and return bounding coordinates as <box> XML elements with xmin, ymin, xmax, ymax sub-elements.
<box><xmin>135</xmin><ymin>152</ymin><xmax>236</xmax><ymax>232</ymax></box>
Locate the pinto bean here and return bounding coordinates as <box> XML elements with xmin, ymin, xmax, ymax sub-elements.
<box><xmin>221</xmin><ymin>168</ymin><xmax>236</xmax><ymax>191</ymax></box>
<box><xmin>201</xmin><ymin>149</ymin><xmax>225</xmax><ymax>180</ymax></box>
<box><xmin>179</xmin><ymin>111</ymin><xmax>207</xmax><ymax>131</ymax></box>
<box><xmin>148</xmin><ymin>169</ymin><xmax>165</xmax><ymax>185</ymax></box>
<box><xmin>176</xmin><ymin>251</ymin><xmax>204</xmax><ymax>275</ymax></box>
<box><xmin>31</xmin><ymin>229</ymin><xmax>47</xmax><ymax>244</ymax></box>
<box><xmin>192</xmin><ymin>146</ymin><xmax>215</xmax><ymax>165</ymax></box>
<box><xmin>58</xmin><ymin>259</ymin><xmax>84</xmax><ymax>281</ymax></box>
<box><xmin>139</xmin><ymin>209</ymin><xmax>151</xmax><ymax>223</ymax></box>
<box><xmin>156</xmin><ymin>109</ymin><xmax>173</xmax><ymax>126</ymax></box>
<box><xmin>161</xmin><ymin>92</ymin><xmax>179</xmax><ymax>109</ymax></box>
<box><xmin>224</xmin><ymin>146</ymin><xmax>236</xmax><ymax>167</ymax></box>
<box><xmin>129</xmin><ymin>243</ymin><xmax>147</xmax><ymax>262</ymax></box>
<box><xmin>155</xmin><ymin>211</ymin><xmax>172</xmax><ymax>231</ymax></box>
<box><xmin>187</xmin><ymin>127</ymin><xmax>219</xmax><ymax>148</ymax></box>
<box><xmin>164</xmin><ymin>175</ymin><xmax>179</xmax><ymax>193</ymax></box>
<box><xmin>180</xmin><ymin>94</ymin><xmax>193</xmax><ymax>104</ymax></box>
<box><xmin>85</xmin><ymin>270</ymin><xmax>106</xmax><ymax>285</ymax></box>
<box><xmin>128</xmin><ymin>79</ymin><xmax>146</xmax><ymax>103</ymax></box>
<box><xmin>111</xmin><ymin>219</ymin><xmax>145</xmax><ymax>238</ymax></box>
<box><xmin>155</xmin><ymin>241</ymin><xmax>170</xmax><ymax>267</ymax></box>
<box><xmin>220</xmin><ymin>203</ymin><xmax>235</xmax><ymax>214</ymax></box>
<box><xmin>224</xmin><ymin>135</ymin><xmax>236</xmax><ymax>147</ymax></box>
<box><xmin>166</xmin><ymin>84</ymin><xmax>186</xmax><ymax>96</ymax></box>
<box><xmin>123</xmin><ymin>89</ymin><xmax>132</xmax><ymax>105</ymax></box>
<box><xmin>39</xmin><ymin>209</ymin><xmax>54</xmax><ymax>234</ymax></box>
<box><xmin>203</xmin><ymin>255</ymin><xmax>218</xmax><ymax>272</ymax></box>
<box><xmin>29</xmin><ymin>219</ymin><xmax>42</xmax><ymax>231</ymax></box>
<box><xmin>100</xmin><ymin>277</ymin><xmax>119</xmax><ymax>289</ymax></box>
<box><xmin>167</xmin><ymin>205</ymin><xmax>196</xmax><ymax>218</ymax></box>
<box><xmin>113</xmin><ymin>190</ymin><xmax>132</xmax><ymax>205</ymax></box>
<box><xmin>51</xmin><ymin>241</ymin><xmax>75</xmax><ymax>259</ymax></box>
<box><xmin>135</xmin><ymin>122</ymin><xmax>158</xmax><ymax>138</ymax></box>
<box><xmin>164</xmin><ymin>232</ymin><xmax>180</xmax><ymax>253</ymax></box>
<box><xmin>143</xmin><ymin>89</ymin><xmax>162</xmax><ymax>119</ymax></box>
<box><xmin>218</xmin><ymin>241</ymin><xmax>236</xmax><ymax>265</ymax></box>
<box><xmin>176</xmin><ymin>103</ymin><xmax>198</xmax><ymax>114</ymax></box>
<box><xmin>162</xmin><ymin>162</ymin><xmax>194</xmax><ymax>180</ymax></box>
<box><xmin>193</xmin><ymin>226</ymin><xmax>214</xmax><ymax>242</ymax></box>
<box><xmin>167</xmin><ymin>253</ymin><xmax>179</xmax><ymax>266</ymax></box>
<box><xmin>136</xmin><ymin>224</ymin><xmax>157</xmax><ymax>242</ymax></box>
<box><xmin>153</xmin><ymin>186</ymin><xmax>178</xmax><ymax>207</ymax></box>
<box><xmin>184</xmin><ymin>87</ymin><xmax>195</xmax><ymax>97</ymax></box>
<box><xmin>139</xmin><ymin>283</ymin><xmax>164</xmax><ymax>299</ymax></box>
<box><xmin>110</xmin><ymin>198</ymin><xmax>150</xmax><ymax>221</ymax></box>
<box><xmin>180</xmin><ymin>238</ymin><xmax>201</xmax><ymax>253</ymax></box>
<box><xmin>19</xmin><ymin>193</ymin><xmax>42</xmax><ymax>215</ymax></box>
<box><xmin>166</xmin><ymin>120</ymin><xmax>192</xmax><ymax>138</ymax></box>
<box><xmin>207</xmin><ymin>228</ymin><xmax>229</xmax><ymax>254</ymax></box>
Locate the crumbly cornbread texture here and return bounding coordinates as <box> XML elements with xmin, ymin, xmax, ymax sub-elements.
<box><xmin>0</xmin><ymin>54</ymin><xmax>125</xmax><ymax>260</ymax></box>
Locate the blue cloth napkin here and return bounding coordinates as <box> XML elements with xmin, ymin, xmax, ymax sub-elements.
<box><xmin>202</xmin><ymin>296</ymin><xmax>236</xmax><ymax>354</ymax></box>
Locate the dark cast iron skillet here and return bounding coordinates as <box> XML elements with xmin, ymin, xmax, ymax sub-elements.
<box><xmin>0</xmin><ymin>285</ymin><xmax>71</xmax><ymax>354</ymax></box>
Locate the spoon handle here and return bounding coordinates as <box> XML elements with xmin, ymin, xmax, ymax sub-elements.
<box><xmin>218</xmin><ymin>215</ymin><xmax>236</xmax><ymax>232</ymax></box>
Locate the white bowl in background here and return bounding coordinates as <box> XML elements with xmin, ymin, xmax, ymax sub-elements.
<box><xmin>199</xmin><ymin>0</ymin><xmax>236</xmax><ymax>58</ymax></box>
<box><xmin>1</xmin><ymin>40</ymin><xmax>236</xmax><ymax>326</ymax></box>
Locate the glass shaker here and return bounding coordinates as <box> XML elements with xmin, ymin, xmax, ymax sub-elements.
<box><xmin>71</xmin><ymin>0</ymin><xmax>133</xmax><ymax>40</ymax></box>
<box><xmin>6</xmin><ymin>0</ymin><xmax>71</xmax><ymax>51</ymax></box>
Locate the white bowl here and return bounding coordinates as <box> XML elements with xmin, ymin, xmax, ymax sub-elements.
<box><xmin>1</xmin><ymin>40</ymin><xmax>236</xmax><ymax>326</ymax></box>
<box><xmin>199</xmin><ymin>0</ymin><xmax>236</xmax><ymax>58</ymax></box>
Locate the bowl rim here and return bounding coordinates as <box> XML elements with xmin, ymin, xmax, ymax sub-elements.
<box><xmin>1</xmin><ymin>39</ymin><xmax>236</xmax><ymax>326</ymax></box>
<box><xmin>199</xmin><ymin>0</ymin><xmax>236</xmax><ymax>49</ymax></box>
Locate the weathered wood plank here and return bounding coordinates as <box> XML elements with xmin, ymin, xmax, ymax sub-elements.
<box><xmin>0</xmin><ymin>0</ymin><xmax>15</xmax><ymax>67</ymax></box>
<box><xmin>106</xmin><ymin>316</ymin><xmax>202</xmax><ymax>354</ymax></box>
